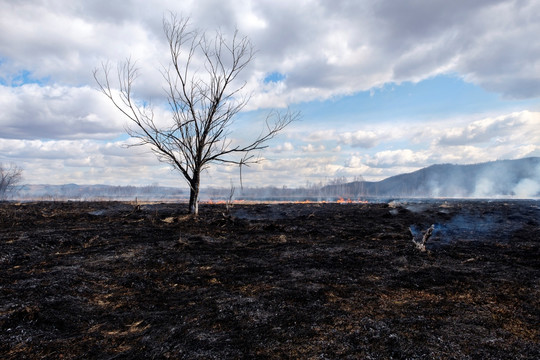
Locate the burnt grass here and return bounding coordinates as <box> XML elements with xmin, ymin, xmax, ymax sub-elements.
<box><xmin>0</xmin><ymin>200</ymin><xmax>539</xmax><ymax>359</ymax></box>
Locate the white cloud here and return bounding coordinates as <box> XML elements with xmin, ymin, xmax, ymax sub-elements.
<box><xmin>301</xmin><ymin>144</ymin><xmax>325</xmax><ymax>153</ymax></box>
<box><xmin>272</xmin><ymin>142</ymin><xmax>294</xmax><ymax>153</ymax></box>
<box><xmin>433</xmin><ymin>111</ymin><xmax>540</xmax><ymax>146</ymax></box>
<box><xmin>0</xmin><ymin>84</ymin><xmax>125</xmax><ymax>139</ymax></box>
<box><xmin>1</xmin><ymin>0</ymin><xmax>538</xmax><ymax>107</ymax></box>
<box><xmin>244</xmin><ymin>0</ymin><xmax>540</xmax><ymax>106</ymax></box>
<box><xmin>338</xmin><ymin>130</ymin><xmax>379</xmax><ymax>148</ymax></box>
<box><xmin>344</xmin><ymin>154</ymin><xmax>372</xmax><ymax>173</ymax></box>
<box><xmin>365</xmin><ymin>149</ymin><xmax>430</xmax><ymax>168</ymax></box>
<box><xmin>305</xmin><ymin>130</ymin><xmax>335</xmax><ymax>142</ymax></box>
<box><xmin>0</xmin><ymin>138</ymin><xmax>171</xmax><ymax>186</ymax></box>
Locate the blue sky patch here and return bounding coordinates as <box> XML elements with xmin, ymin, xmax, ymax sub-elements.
<box><xmin>4</xmin><ymin>69</ymin><xmax>51</xmax><ymax>87</ymax></box>
<box><xmin>294</xmin><ymin>74</ymin><xmax>538</xmax><ymax>127</ymax></box>
<box><xmin>264</xmin><ymin>71</ymin><xmax>286</xmax><ymax>84</ymax></box>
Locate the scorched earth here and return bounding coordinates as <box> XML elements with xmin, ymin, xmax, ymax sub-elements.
<box><xmin>0</xmin><ymin>200</ymin><xmax>539</xmax><ymax>359</ymax></box>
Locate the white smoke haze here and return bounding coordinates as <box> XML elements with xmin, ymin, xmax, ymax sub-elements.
<box><xmin>11</xmin><ymin>157</ymin><xmax>540</xmax><ymax>201</ymax></box>
<box><xmin>473</xmin><ymin>178</ymin><xmax>497</xmax><ymax>198</ymax></box>
<box><xmin>512</xmin><ymin>163</ymin><xmax>540</xmax><ymax>198</ymax></box>
<box><xmin>426</xmin><ymin>158</ymin><xmax>540</xmax><ymax>199</ymax></box>
<box><xmin>513</xmin><ymin>179</ymin><xmax>540</xmax><ymax>198</ymax></box>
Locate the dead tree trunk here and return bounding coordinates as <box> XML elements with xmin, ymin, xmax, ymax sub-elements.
<box><xmin>189</xmin><ymin>171</ymin><xmax>200</xmax><ymax>215</ymax></box>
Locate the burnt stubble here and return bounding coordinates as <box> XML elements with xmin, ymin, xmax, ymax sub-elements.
<box><xmin>1</xmin><ymin>200</ymin><xmax>539</xmax><ymax>359</ymax></box>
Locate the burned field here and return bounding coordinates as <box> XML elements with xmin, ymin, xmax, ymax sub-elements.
<box><xmin>1</xmin><ymin>200</ymin><xmax>539</xmax><ymax>359</ymax></box>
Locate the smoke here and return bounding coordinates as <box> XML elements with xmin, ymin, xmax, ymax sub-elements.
<box><xmin>472</xmin><ymin>178</ymin><xmax>497</xmax><ymax>198</ymax></box>
<box><xmin>422</xmin><ymin>158</ymin><xmax>540</xmax><ymax>198</ymax></box>
<box><xmin>17</xmin><ymin>184</ymin><xmax>184</xmax><ymax>201</ymax></box>
<box><xmin>514</xmin><ymin>161</ymin><xmax>540</xmax><ymax>198</ymax></box>
<box><xmin>513</xmin><ymin>177</ymin><xmax>540</xmax><ymax>199</ymax></box>
<box><xmin>12</xmin><ymin>158</ymin><xmax>540</xmax><ymax>201</ymax></box>
<box><xmin>412</xmin><ymin>210</ymin><xmax>525</xmax><ymax>250</ymax></box>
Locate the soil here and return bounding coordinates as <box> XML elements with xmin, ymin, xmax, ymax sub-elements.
<box><xmin>1</xmin><ymin>200</ymin><xmax>539</xmax><ymax>359</ymax></box>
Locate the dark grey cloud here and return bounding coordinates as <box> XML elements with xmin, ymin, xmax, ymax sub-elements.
<box><xmin>2</xmin><ymin>0</ymin><xmax>538</xmax><ymax>107</ymax></box>
<box><xmin>372</xmin><ymin>0</ymin><xmax>502</xmax><ymax>44</ymax></box>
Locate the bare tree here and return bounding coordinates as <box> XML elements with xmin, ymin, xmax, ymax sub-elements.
<box><xmin>0</xmin><ymin>163</ymin><xmax>23</xmax><ymax>201</ymax></box>
<box><xmin>94</xmin><ymin>14</ymin><xmax>298</xmax><ymax>214</ymax></box>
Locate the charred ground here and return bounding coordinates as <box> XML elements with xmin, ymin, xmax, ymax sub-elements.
<box><xmin>1</xmin><ymin>200</ymin><xmax>539</xmax><ymax>359</ymax></box>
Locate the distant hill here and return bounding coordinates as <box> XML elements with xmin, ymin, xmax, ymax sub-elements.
<box><xmin>323</xmin><ymin>157</ymin><xmax>540</xmax><ymax>198</ymax></box>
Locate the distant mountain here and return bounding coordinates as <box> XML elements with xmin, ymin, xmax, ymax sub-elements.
<box><xmin>323</xmin><ymin>157</ymin><xmax>540</xmax><ymax>198</ymax></box>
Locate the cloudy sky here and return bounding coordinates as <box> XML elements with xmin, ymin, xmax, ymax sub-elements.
<box><xmin>1</xmin><ymin>0</ymin><xmax>539</xmax><ymax>189</ymax></box>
